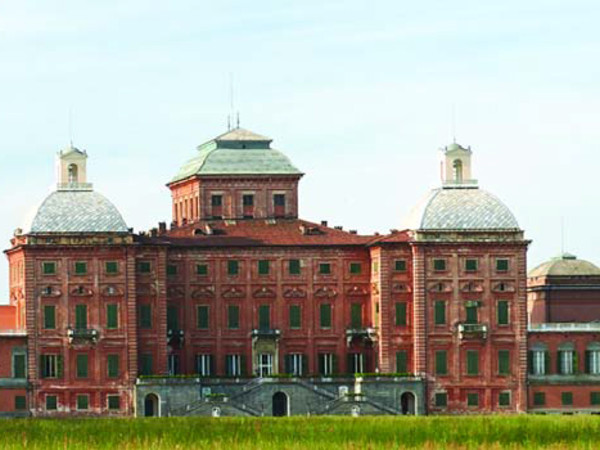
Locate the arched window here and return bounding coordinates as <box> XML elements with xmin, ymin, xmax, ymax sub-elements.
<box><xmin>586</xmin><ymin>342</ymin><xmax>600</xmax><ymax>374</ymax></box>
<box><xmin>68</xmin><ymin>164</ymin><xmax>79</xmax><ymax>183</ymax></box>
<box><xmin>452</xmin><ymin>159</ymin><xmax>463</xmax><ymax>183</ymax></box>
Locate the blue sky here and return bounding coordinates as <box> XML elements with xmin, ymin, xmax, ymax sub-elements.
<box><xmin>1</xmin><ymin>0</ymin><xmax>599</xmax><ymax>300</ymax></box>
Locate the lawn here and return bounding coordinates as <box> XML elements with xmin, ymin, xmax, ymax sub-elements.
<box><xmin>3</xmin><ymin>415</ymin><xmax>600</xmax><ymax>449</ymax></box>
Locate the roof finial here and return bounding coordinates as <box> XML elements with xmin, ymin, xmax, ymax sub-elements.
<box><xmin>236</xmin><ymin>112</ymin><xmax>240</xmax><ymax>128</ymax></box>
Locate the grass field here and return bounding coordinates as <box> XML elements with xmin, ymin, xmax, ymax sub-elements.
<box><xmin>3</xmin><ymin>415</ymin><xmax>600</xmax><ymax>449</ymax></box>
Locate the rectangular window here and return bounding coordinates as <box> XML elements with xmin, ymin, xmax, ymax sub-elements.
<box><xmin>46</xmin><ymin>395</ymin><xmax>57</xmax><ymax>411</ymax></box>
<box><xmin>395</xmin><ymin>302</ymin><xmax>407</xmax><ymax>326</ymax></box>
<box><xmin>274</xmin><ymin>194</ymin><xmax>286</xmax><ymax>206</ymax></box>
<box><xmin>467</xmin><ymin>393</ymin><xmax>479</xmax><ymax>407</ymax></box>
<box><xmin>435</xmin><ymin>392</ymin><xmax>447</xmax><ymax>407</ymax></box>
<box><xmin>394</xmin><ymin>259</ymin><xmax>407</xmax><ymax>272</ymax></box>
<box><xmin>496</xmin><ymin>258</ymin><xmax>510</xmax><ymax>272</ymax></box>
<box><xmin>498</xmin><ymin>350</ymin><xmax>510</xmax><ymax>375</ymax></box>
<box><xmin>465</xmin><ymin>259</ymin><xmax>478</xmax><ymax>272</ymax></box>
<box><xmin>258</xmin><ymin>305</ymin><xmax>270</xmax><ymax>330</ymax></box>
<box><xmin>497</xmin><ymin>301</ymin><xmax>509</xmax><ymax>326</ymax></box>
<box><xmin>108</xmin><ymin>395</ymin><xmax>120</xmax><ymax>410</ymax></box>
<box><xmin>562</xmin><ymin>392</ymin><xmax>573</xmax><ymax>406</ymax></box>
<box><xmin>75</xmin><ymin>262</ymin><xmax>87</xmax><ymax>275</ymax></box>
<box><xmin>350</xmin><ymin>263</ymin><xmax>362</xmax><ymax>274</ymax></box>
<box><xmin>168</xmin><ymin>354</ymin><xmax>180</xmax><ymax>376</ymax></box>
<box><xmin>137</xmin><ymin>261</ymin><xmax>151</xmax><ymax>273</ymax></box>
<box><xmin>588</xmin><ymin>350</ymin><xmax>600</xmax><ymax>374</ymax></box>
<box><xmin>319</xmin><ymin>263</ymin><xmax>331</xmax><ymax>275</ymax></box>
<box><xmin>105</xmin><ymin>261</ymin><xmax>118</xmax><ymax>274</ymax></box>
<box><xmin>107</xmin><ymin>354</ymin><xmax>119</xmax><ymax>378</ymax></box>
<box><xmin>43</xmin><ymin>262</ymin><xmax>56</xmax><ymax>275</ymax></box>
<box><xmin>14</xmin><ymin>396</ymin><xmax>26</xmax><ymax>411</ymax></box>
<box><xmin>167</xmin><ymin>306</ymin><xmax>179</xmax><ymax>330</ymax></box>
<box><xmin>167</xmin><ymin>265</ymin><xmax>177</xmax><ymax>276</ymax></box>
<box><xmin>106</xmin><ymin>304</ymin><xmax>118</xmax><ymax>329</ymax></box>
<box><xmin>225</xmin><ymin>354</ymin><xmax>242</xmax><ymax>377</ymax></box>
<box><xmin>76</xmin><ymin>394</ymin><xmax>89</xmax><ymax>410</ymax></box>
<box><xmin>433</xmin><ymin>259</ymin><xmax>446</xmax><ymax>271</ymax></box>
<box><xmin>41</xmin><ymin>355</ymin><xmax>62</xmax><ymax>378</ymax></box>
<box><xmin>227</xmin><ymin>260</ymin><xmax>239</xmax><ymax>276</ymax></box>
<box><xmin>228</xmin><ymin>305</ymin><xmax>240</xmax><ymax>329</ymax></box>
<box><xmin>434</xmin><ymin>301</ymin><xmax>446</xmax><ymax>325</ymax></box>
<box><xmin>140</xmin><ymin>354</ymin><xmax>153</xmax><ymax>376</ymax></box>
<box><xmin>465</xmin><ymin>305</ymin><xmax>478</xmax><ymax>324</ymax></box>
<box><xmin>285</xmin><ymin>353</ymin><xmax>305</xmax><ymax>376</ymax></box>
<box><xmin>196</xmin><ymin>354</ymin><xmax>212</xmax><ymax>376</ymax></box>
<box><xmin>559</xmin><ymin>351</ymin><xmax>575</xmax><ymax>375</ymax></box>
<box><xmin>350</xmin><ymin>304</ymin><xmax>362</xmax><ymax>329</ymax></box>
<box><xmin>348</xmin><ymin>353</ymin><xmax>365</xmax><ymax>374</ymax></box>
<box><xmin>533</xmin><ymin>392</ymin><xmax>546</xmax><ymax>406</ymax></box>
<box><xmin>435</xmin><ymin>350</ymin><xmax>448</xmax><ymax>375</ymax></box>
<box><xmin>318</xmin><ymin>353</ymin><xmax>335</xmax><ymax>376</ymax></box>
<box><xmin>320</xmin><ymin>304</ymin><xmax>332</xmax><ymax>329</ymax></box>
<box><xmin>197</xmin><ymin>305</ymin><xmax>209</xmax><ymax>329</ymax></box>
<box><xmin>76</xmin><ymin>354</ymin><xmax>88</xmax><ymax>378</ymax></box>
<box><xmin>196</xmin><ymin>264</ymin><xmax>208</xmax><ymax>275</ymax></box>
<box><xmin>466</xmin><ymin>350</ymin><xmax>479</xmax><ymax>375</ymax></box>
<box><xmin>289</xmin><ymin>305</ymin><xmax>301</xmax><ymax>329</ymax></box>
<box><xmin>211</xmin><ymin>195</ymin><xmax>222</xmax><ymax>207</ymax></box>
<box><xmin>289</xmin><ymin>259</ymin><xmax>301</xmax><ymax>275</ymax></box>
<box><xmin>139</xmin><ymin>305</ymin><xmax>152</xmax><ymax>329</ymax></box>
<box><xmin>591</xmin><ymin>392</ymin><xmax>600</xmax><ymax>406</ymax></box>
<box><xmin>531</xmin><ymin>350</ymin><xmax>548</xmax><ymax>375</ymax></box>
<box><xmin>242</xmin><ymin>194</ymin><xmax>254</xmax><ymax>206</ymax></box>
<box><xmin>75</xmin><ymin>305</ymin><xmax>87</xmax><ymax>329</ymax></box>
<box><xmin>44</xmin><ymin>305</ymin><xmax>56</xmax><ymax>329</ymax></box>
<box><xmin>258</xmin><ymin>260</ymin><xmax>270</xmax><ymax>275</ymax></box>
<box><xmin>13</xmin><ymin>354</ymin><xmax>26</xmax><ymax>378</ymax></box>
<box><xmin>396</xmin><ymin>351</ymin><xmax>408</xmax><ymax>373</ymax></box>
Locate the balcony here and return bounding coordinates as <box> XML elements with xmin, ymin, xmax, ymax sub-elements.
<box><xmin>67</xmin><ymin>327</ymin><xmax>99</xmax><ymax>344</ymax></box>
<box><xmin>457</xmin><ymin>323</ymin><xmax>488</xmax><ymax>340</ymax></box>
<box><xmin>167</xmin><ymin>329</ymin><xmax>185</xmax><ymax>347</ymax></box>
<box><xmin>345</xmin><ymin>327</ymin><xmax>378</xmax><ymax>347</ymax></box>
<box><xmin>251</xmin><ymin>328</ymin><xmax>281</xmax><ymax>339</ymax></box>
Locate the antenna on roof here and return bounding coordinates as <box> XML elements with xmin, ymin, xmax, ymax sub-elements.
<box><xmin>236</xmin><ymin>112</ymin><xmax>240</xmax><ymax>128</ymax></box>
<box><xmin>227</xmin><ymin>115</ymin><xmax>231</xmax><ymax>131</ymax></box>
<box><xmin>68</xmin><ymin>107</ymin><xmax>74</xmax><ymax>147</ymax></box>
<box><xmin>229</xmin><ymin>72</ymin><xmax>236</xmax><ymax>129</ymax></box>
<box><xmin>451</xmin><ymin>103</ymin><xmax>457</xmax><ymax>144</ymax></box>
<box><xmin>561</xmin><ymin>216</ymin><xmax>566</xmax><ymax>255</ymax></box>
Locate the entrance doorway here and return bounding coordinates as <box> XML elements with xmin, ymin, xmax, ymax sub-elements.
<box><xmin>259</xmin><ymin>353</ymin><xmax>274</xmax><ymax>377</ymax></box>
<box><xmin>272</xmin><ymin>392</ymin><xmax>288</xmax><ymax>417</ymax></box>
<box><xmin>144</xmin><ymin>394</ymin><xmax>159</xmax><ymax>417</ymax></box>
<box><xmin>400</xmin><ymin>392</ymin><xmax>415</xmax><ymax>415</ymax></box>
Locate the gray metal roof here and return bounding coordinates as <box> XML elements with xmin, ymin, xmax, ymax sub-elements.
<box><xmin>528</xmin><ymin>254</ymin><xmax>600</xmax><ymax>277</ymax></box>
<box><xmin>402</xmin><ymin>187</ymin><xmax>520</xmax><ymax>231</ymax></box>
<box><xmin>23</xmin><ymin>189</ymin><xmax>129</xmax><ymax>234</ymax></box>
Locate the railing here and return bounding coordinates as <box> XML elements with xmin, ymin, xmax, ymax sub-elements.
<box><xmin>345</xmin><ymin>327</ymin><xmax>378</xmax><ymax>346</ymax></box>
<box><xmin>57</xmin><ymin>182</ymin><xmax>93</xmax><ymax>191</ymax></box>
<box><xmin>67</xmin><ymin>327</ymin><xmax>99</xmax><ymax>344</ymax></box>
<box><xmin>457</xmin><ymin>323</ymin><xmax>488</xmax><ymax>339</ymax></box>
<box><xmin>529</xmin><ymin>323</ymin><xmax>600</xmax><ymax>332</ymax></box>
<box><xmin>251</xmin><ymin>328</ymin><xmax>281</xmax><ymax>338</ymax></box>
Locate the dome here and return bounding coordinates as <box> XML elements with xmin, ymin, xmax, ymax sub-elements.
<box><xmin>402</xmin><ymin>187</ymin><xmax>520</xmax><ymax>231</ymax></box>
<box><xmin>23</xmin><ymin>189</ymin><xmax>129</xmax><ymax>235</ymax></box>
<box><xmin>528</xmin><ymin>253</ymin><xmax>600</xmax><ymax>278</ymax></box>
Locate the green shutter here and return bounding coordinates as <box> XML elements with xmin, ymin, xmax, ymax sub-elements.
<box><xmin>46</xmin><ymin>396</ymin><xmax>57</xmax><ymax>410</ymax></box>
<box><xmin>433</xmin><ymin>259</ymin><xmax>446</xmax><ymax>271</ymax></box>
<box><xmin>467</xmin><ymin>393</ymin><xmax>479</xmax><ymax>407</ymax></box>
<box><xmin>497</xmin><ymin>301</ymin><xmax>509</xmax><ymax>325</ymax></box>
<box><xmin>394</xmin><ymin>260</ymin><xmax>406</xmax><ymax>272</ymax></box>
<box><xmin>106</xmin><ymin>304</ymin><xmax>118</xmax><ymax>329</ymax></box>
<box><xmin>320</xmin><ymin>304</ymin><xmax>332</xmax><ymax>329</ymax></box>
<box><xmin>465</xmin><ymin>305</ymin><xmax>478</xmax><ymax>324</ymax></box>
<box><xmin>496</xmin><ymin>259</ymin><xmax>509</xmax><ymax>272</ymax></box>
<box><xmin>350</xmin><ymin>304</ymin><xmax>362</xmax><ymax>328</ymax></box>
<box><xmin>106</xmin><ymin>261</ymin><xmax>118</xmax><ymax>274</ymax></box>
<box><xmin>533</xmin><ymin>392</ymin><xmax>545</xmax><ymax>406</ymax></box>
<box><xmin>258</xmin><ymin>305</ymin><xmax>270</xmax><ymax>330</ymax></box>
<box><xmin>167</xmin><ymin>306</ymin><xmax>179</xmax><ymax>330</ymax></box>
<box><xmin>196</xmin><ymin>264</ymin><xmax>208</xmax><ymax>275</ymax></box>
<box><xmin>197</xmin><ymin>306</ymin><xmax>209</xmax><ymax>329</ymax></box>
<box><xmin>435</xmin><ymin>350</ymin><xmax>447</xmax><ymax>375</ymax></box>
<box><xmin>528</xmin><ymin>351</ymin><xmax>534</xmax><ymax>375</ymax></box>
<box><xmin>573</xmin><ymin>351</ymin><xmax>579</xmax><ymax>374</ymax></box>
<box><xmin>562</xmin><ymin>392</ymin><xmax>573</xmax><ymax>406</ymax></box>
<box><xmin>57</xmin><ymin>355</ymin><xmax>64</xmax><ymax>378</ymax></box>
<box><xmin>289</xmin><ymin>259</ymin><xmax>301</xmax><ymax>275</ymax></box>
<box><xmin>395</xmin><ymin>302</ymin><xmax>407</xmax><ymax>326</ymax></box>
<box><xmin>289</xmin><ymin>305</ymin><xmax>301</xmax><ymax>329</ymax></box>
<box><xmin>258</xmin><ymin>260</ymin><xmax>270</xmax><ymax>275</ymax></box>
<box><xmin>498</xmin><ymin>350</ymin><xmax>510</xmax><ymax>375</ymax></box>
<box><xmin>350</xmin><ymin>263</ymin><xmax>362</xmax><ymax>274</ymax></box>
<box><xmin>75</xmin><ymin>305</ymin><xmax>87</xmax><ymax>329</ymax></box>
<box><xmin>140</xmin><ymin>305</ymin><xmax>152</xmax><ymax>328</ymax></box>
<box><xmin>396</xmin><ymin>351</ymin><xmax>408</xmax><ymax>373</ymax></box>
<box><xmin>43</xmin><ymin>262</ymin><xmax>56</xmax><ymax>275</ymax></box>
<box><xmin>319</xmin><ymin>263</ymin><xmax>331</xmax><ymax>274</ymax></box>
<box><xmin>140</xmin><ymin>354</ymin><xmax>152</xmax><ymax>376</ymax></box>
<box><xmin>467</xmin><ymin>350</ymin><xmax>479</xmax><ymax>375</ymax></box>
<box><xmin>76</xmin><ymin>354</ymin><xmax>88</xmax><ymax>378</ymax></box>
<box><xmin>77</xmin><ymin>395</ymin><xmax>89</xmax><ymax>410</ymax></box>
<box><xmin>228</xmin><ymin>305</ymin><xmax>239</xmax><ymax>329</ymax></box>
<box><xmin>227</xmin><ymin>260</ymin><xmax>239</xmax><ymax>275</ymax></box>
<box><xmin>318</xmin><ymin>354</ymin><xmax>325</xmax><ymax>375</ymax></box>
<box><xmin>75</xmin><ymin>262</ymin><xmax>87</xmax><ymax>275</ymax></box>
<box><xmin>434</xmin><ymin>301</ymin><xmax>446</xmax><ymax>325</ymax></box>
<box><xmin>557</xmin><ymin>351</ymin><xmax>563</xmax><ymax>374</ymax></box>
<box><xmin>465</xmin><ymin>259</ymin><xmax>478</xmax><ymax>271</ymax></box>
<box><xmin>167</xmin><ymin>265</ymin><xmax>177</xmax><ymax>276</ymax></box>
<box><xmin>586</xmin><ymin>351</ymin><xmax>591</xmax><ymax>374</ymax></box>
<box><xmin>435</xmin><ymin>393</ymin><xmax>447</xmax><ymax>407</ymax></box>
<box><xmin>107</xmin><ymin>354</ymin><xmax>119</xmax><ymax>378</ymax></box>
<box><xmin>591</xmin><ymin>392</ymin><xmax>600</xmax><ymax>406</ymax></box>
<box><xmin>44</xmin><ymin>305</ymin><xmax>56</xmax><ymax>329</ymax></box>
<box><xmin>13</xmin><ymin>354</ymin><xmax>26</xmax><ymax>378</ymax></box>
<box><xmin>108</xmin><ymin>395</ymin><xmax>121</xmax><ymax>410</ymax></box>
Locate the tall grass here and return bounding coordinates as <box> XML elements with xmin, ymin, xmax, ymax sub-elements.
<box><xmin>2</xmin><ymin>415</ymin><xmax>600</xmax><ymax>449</ymax></box>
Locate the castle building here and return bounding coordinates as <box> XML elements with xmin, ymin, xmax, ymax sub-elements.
<box><xmin>0</xmin><ymin>127</ymin><xmax>596</xmax><ymax>417</ymax></box>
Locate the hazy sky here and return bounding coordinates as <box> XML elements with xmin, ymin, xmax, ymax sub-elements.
<box><xmin>1</xmin><ymin>1</ymin><xmax>599</xmax><ymax>300</ymax></box>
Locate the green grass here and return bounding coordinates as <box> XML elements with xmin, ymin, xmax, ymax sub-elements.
<box><xmin>3</xmin><ymin>415</ymin><xmax>600</xmax><ymax>449</ymax></box>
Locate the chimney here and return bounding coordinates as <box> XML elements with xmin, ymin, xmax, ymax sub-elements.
<box><xmin>150</xmin><ymin>228</ymin><xmax>158</xmax><ymax>237</ymax></box>
<box><xmin>158</xmin><ymin>222</ymin><xmax>167</xmax><ymax>235</ymax></box>
<box><xmin>334</xmin><ymin>226</ymin><xmax>343</xmax><ymax>230</ymax></box>
<box><xmin>349</xmin><ymin>230</ymin><xmax>357</xmax><ymax>235</ymax></box>
<box><xmin>321</xmin><ymin>220</ymin><xmax>328</xmax><ymax>227</ymax></box>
